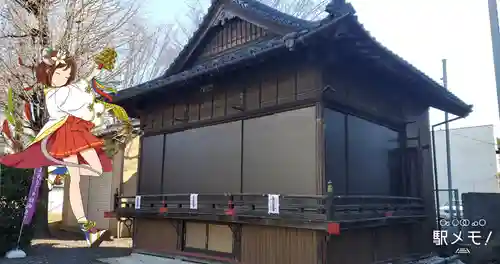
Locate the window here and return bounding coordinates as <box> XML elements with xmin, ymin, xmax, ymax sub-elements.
<box><xmin>183</xmin><ymin>222</ymin><xmax>233</xmax><ymax>254</ymax></box>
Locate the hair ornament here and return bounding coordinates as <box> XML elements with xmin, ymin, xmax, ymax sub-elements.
<box><xmin>42</xmin><ymin>47</ymin><xmax>53</xmax><ymax>65</ymax></box>
<box><xmin>42</xmin><ymin>48</ymin><xmax>68</xmax><ymax>66</ymax></box>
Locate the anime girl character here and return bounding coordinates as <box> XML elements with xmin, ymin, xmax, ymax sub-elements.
<box><xmin>0</xmin><ymin>48</ymin><xmax>115</xmax><ymax>247</ymax></box>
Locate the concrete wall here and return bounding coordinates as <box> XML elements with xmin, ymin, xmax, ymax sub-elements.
<box><xmin>434</xmin><ymin>125</ymin><xmax>499</xmax><ymax>206</ymax></box>
<box><xmin>117</xmin><ymin>136</ymin><xmax>139</xmax><ymax>238</ymax></box>
<box><xmin>122</xmin><ymin>136</ymin><xmax>139</xmax><ymax>197</ymax></box>
<box><xmin>48</xmin><ymin>186</ymin><xmax>64</xmax><ymax>214</ymax></box>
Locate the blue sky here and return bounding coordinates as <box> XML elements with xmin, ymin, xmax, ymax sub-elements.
<box><xmin>142</xmin><ymin>0</ymin><xmax>192</xmax><ymax>26</ymax></box>
<box><xmin>143</xmin><ymin>0</ymin><xmax>499</xmax><ymax>135</ymax></box>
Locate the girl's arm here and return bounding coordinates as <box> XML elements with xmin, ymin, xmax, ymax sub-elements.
<box><xmin>84</xmin><ymin>66</ymin><xmax>102</xmax><ymax>83</ymax></box>
<box><xmin>49</xmin><ymin>86</ymin><xmax>87</xmax><ymax>111</ymax></box>
<box><xmin>47</xmin><ymin>83</ymin><xmax>94</xmax><ymax>120</ymax></box>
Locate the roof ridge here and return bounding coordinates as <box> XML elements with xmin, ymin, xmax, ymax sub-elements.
<box><xmin>116</xmin><ymin>9</ymin><xmax>472</xmax><ymax>118</ymax></box>
<box><xmin>163</xmin><ymin>0</ymin><xmax>222</xmax><ymax>76</ymax></box>
<box><xmin>164</xmin><ymin>0</ymin><xmax>317</xmax><ymax>77</ymax></box>
<box><xmin>231</xmin><ymin>0</ymin><xmax>313</xmax><ymax>28</ymax></box>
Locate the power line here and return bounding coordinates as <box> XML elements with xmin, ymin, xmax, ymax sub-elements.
<box><xmin>450</xmin><ymin>131</ymin><xmax>497</xmax><ymax>146</ymax></box>
<box><xmin>434</xmin><ymin>130</ymin><xmax>498</xmax><ymax>147</ymax></box>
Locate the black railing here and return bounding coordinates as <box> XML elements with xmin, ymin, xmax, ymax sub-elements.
<box><xmin>332</xmin><ymin>195</ymin><xmax>426</xmax><ymax>220</ymax></box>
<box><xmin>111</xmin><ymin>192</ymin><xmax>426</xmax><ymax>230</ymax></box>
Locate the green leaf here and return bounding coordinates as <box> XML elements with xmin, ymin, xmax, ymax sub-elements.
<box><xmin>3</xmin><ymin>106</ymin><xmax>14</xmax><ymax>125</ymax></box>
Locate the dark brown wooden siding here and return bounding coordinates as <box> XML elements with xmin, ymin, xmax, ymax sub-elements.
<box><xmin>194</xmin><ymin>18</ymin><xmax>270</xmax><ymax>63</ymax></box>
<box><xmin>322</xmin><ymin>66</ymin><xmax>404</xmax><ymax>123</ymax></box>
<box><xmin>240</xmin><ymin>225</ymin><xmax>319</xmax><ymax>264</ymax></box>
<box><xmin>374</xmin><ymin>225</ymin><xmax>411</xmax><ymax>261</ymax></box>
<box><xmin>142</xmin><ymin>63</ymin><xmax>321</xmax><ymax>135</ymax></box>
<box><xmin>327</xmin><ymin>228</ymin><xmax>375</xmax><ymax>264</ymax></box>
<box><xmin>135</xmin><ymin>219</ymin><xmax>178</xmax><ymax>253</ymax></box>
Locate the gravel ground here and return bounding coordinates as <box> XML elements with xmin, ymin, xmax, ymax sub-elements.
<box><xmin>0</xmin><ymin>237</ymin><xmax>132</xmax><ymax>264</ymax></box>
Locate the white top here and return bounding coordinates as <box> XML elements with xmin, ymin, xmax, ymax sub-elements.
<box><xmin>45</xmin><ymin>79</ymin><xmax>95</xmax><ymax>121</ymax></box>
<box><xmin>27</xmin><ymin>72</ymin><xmax>108</xmax><ymax>147</ymax></box>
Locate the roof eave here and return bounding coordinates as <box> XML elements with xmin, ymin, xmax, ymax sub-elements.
<box><xmin>117</xmin><ymin>11</ymin><xmax>473</xmax><ymax>118</ymax></box>
<box><xmin>114</xmin><ymin>16</ymin><xmax>350</xmax><ymax>107</ymax></box>
<box><xmin>416</xmin><ymin>77</ymin><xmax>473</xmax><ymax>118</ymax></box>
<box><xmin>342</xmin><ymin>16</ymin><xmax>472</xmax><ymax>118</ymax></box>
<box><xmin>114</xmin><ymin>40</ymin><xmax>289</xmax><ymax>107</ymax></box>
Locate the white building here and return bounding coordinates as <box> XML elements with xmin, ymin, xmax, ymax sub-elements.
<box><xmin>433</xmin><ymin>125</ymin><xmax>499</xmax><ymax>206</ymax></box>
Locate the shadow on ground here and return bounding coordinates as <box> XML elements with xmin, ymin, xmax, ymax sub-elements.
<box><xmin>43</xmin><ymin>221</ymin><xmax>116</xmax><ymax>242</ymax></box>
<box><xmin>0</xmin><ymin>238</ymin><xmax>132</xmax><ymax>264</ymax></box>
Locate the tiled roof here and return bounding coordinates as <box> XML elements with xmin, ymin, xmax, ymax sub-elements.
<box><xmin>115</xmin><ymin>35</ymin><xmax>303</xmax><ymax>101</ymax></box>
<box><xmin>164</xmin><ymin>0</ymin><xmax>316</xmax><ymax>76</ymax></box>
<box><xmin>230</xmin><ymin>0</ymin><xmax>314</xmax><ymax>28</ymax></box>
<box><xmin>115</xmin><ymin>1</ymin><xmax>472</xmax><ymax>118</ymax></box>
<box><xmin>115</xmin><ymin>14</ymin><xmax>344</xmax><ymax>103</ymax></box>
<box><xmin>340</xmin><ymin>17</ymin><xmax>472</xmax><ymax>116</ymax></box>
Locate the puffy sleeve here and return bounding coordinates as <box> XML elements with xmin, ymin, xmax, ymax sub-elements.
<box><xmin>45</xmin><ymin>80</ymin><xmax>95</xmax><ymax>121</ymax></box>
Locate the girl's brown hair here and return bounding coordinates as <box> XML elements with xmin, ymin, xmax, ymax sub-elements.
<box><xmin>35</xmin><ymin>50</ymin><xmax>77</xmax><ymax>86</ymax></box>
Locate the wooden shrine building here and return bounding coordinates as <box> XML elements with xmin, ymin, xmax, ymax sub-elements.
<box><xmin>113</xmin><ymin>0</ymin><xmax>472</xmax><ymax>263</ymax></box>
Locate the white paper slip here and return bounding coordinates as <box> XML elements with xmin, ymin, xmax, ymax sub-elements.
<box><xmin>190</xmin><ymin>193</ymin><xmax>199</xmax><ymax>209</ymax></box>
<box><xmin>135</xmin><ymin>195</ymin><xmax>141</xmax><ymax>209</ymax></box>
<box><xmin>268</xmin><ymin>194</ymin><xmax>280</xmax><ymax>214</ymax></box>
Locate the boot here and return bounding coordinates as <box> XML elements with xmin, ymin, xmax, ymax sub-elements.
<box><xmin>78</xmin><ymin>219</ymin><xmax>108</xmax><ymax>248</ymax></box>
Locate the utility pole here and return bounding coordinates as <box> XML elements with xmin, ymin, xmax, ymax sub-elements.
<box><xmin>488</xmin><ymin>0</ymin><xmax>500</xmax><ymax>119</ymax></box>
<box><xmin>442</xmin><ymin>59</ymin><xmax>454</xmax><ymax>220</ymax></box>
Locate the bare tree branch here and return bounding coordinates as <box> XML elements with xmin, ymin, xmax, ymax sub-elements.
<box><xmin>0</xmin><ymin>34</ymin><xmax>29</xmax><ymax>38</ymax></box>
<box><xmin>0</xmin><ymin>0</ymin><xmax>327</xmax><ymax>152</ymax></box>
<box><xmin>0</xmin><ymin>0</ymin><xmax>179</xmax><ymax>152</ymax></box>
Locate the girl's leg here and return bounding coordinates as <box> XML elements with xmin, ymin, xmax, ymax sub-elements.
<box><xmin>65</xmin><ymin>152</ymin><xmax>108</xmax><ymax>247</ymax></box>
<box><xmin>63</xmin><ymin>154</ymin><xmax>87</xmax><ymax>222</ymax></box>
<box><xmin>78</xmin><ymin>148</ymin><xmax>103</xmax><ymax>177</ymax></box>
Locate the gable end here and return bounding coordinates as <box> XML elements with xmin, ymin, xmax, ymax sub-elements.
<box><xmin>164</xmin><ymin>0</ymin><xmax>312</xmax><ymax>76</ymax></box>
<box><xmin>189</xmin><ymin>18</ymin><xmax>274</xmax><ymax>65</ymax></box>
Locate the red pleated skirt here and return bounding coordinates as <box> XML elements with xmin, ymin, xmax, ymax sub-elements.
<box><xmin>0</xmin><ymin>116</ymin><xmax>112</xmax><ymax>171</ymax></box>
